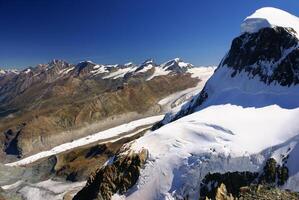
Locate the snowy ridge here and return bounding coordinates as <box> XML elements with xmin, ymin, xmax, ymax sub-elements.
<box><xmin>1</xmin><ymin>58</ymin><xmax>207</xmax><ymax>81</ymax></box>
<box><xmin>100</xmin><ymin>58</ymin><xmax>201</xmax><ymax>80</ymax></box>
<box><xmin>241</xmin><ymin>7</ymin><xmax>299</xmax><ymax>37</ymax></box>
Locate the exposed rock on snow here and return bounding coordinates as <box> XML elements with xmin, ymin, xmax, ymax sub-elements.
<box><xmin>73</xmin><ymin>149</ymin><xmax>148</xmax><ymax>200</ymax></box>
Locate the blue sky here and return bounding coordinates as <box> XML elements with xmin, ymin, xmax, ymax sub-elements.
<box><xmin>1</xmin><ymin>0</ymin><xmax>299</xmax><ymax>69</ymax></box>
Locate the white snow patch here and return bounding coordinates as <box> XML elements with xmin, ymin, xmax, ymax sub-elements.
<box><xmin>125</xmin><ymin>62</ymin><xmax>133</xmax><ymax>66</ymax></box>
<box><xmin>178</xmin><ymin>62</ymin><xmax>190</xmax><ymax>67</ymax></box>
<box><xmin>106</xmin><ymin>64</ymin><xmax>119</xmax><ymax>68</ymax></box>
<box><xmin>103</xmin><ymin>67</ymin><xmax>136</xmax><ymax>79</ymax></box>
<box><xmin>187</xmin><ymin>66</ymin><xmax>216</xmax><ymax>79</ymax></box>
<box><xmin>91</xmin><ymin>65</ymin><xmax>109</xmax><ymax>75</ymax></box>
<box><xmin>136</xmin><ymin>64</ymin><xmax>154</xmax><ymax>73</ymax></box>
<box><xmin>146</xmin><ymin>67</ymin><xmax>170</xmax><ymax>80</ymax></box>
<box><xmin>23</xmin><ymin>68</ymin><xmax>31</xmax><ymax>74</ymax></box>
<box><xmin>59</xmin><ymin>67</ymin><xmax>75</xmax><ymax>75</ymax></box>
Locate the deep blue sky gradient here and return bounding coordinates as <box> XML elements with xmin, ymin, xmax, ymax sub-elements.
<box><xmin>1</xmin><ymin>0</ymin><xmax>299</xmax><ymax>68</ymax></box>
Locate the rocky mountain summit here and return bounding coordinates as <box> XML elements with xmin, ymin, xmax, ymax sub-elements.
<box><xmin>154</xmin><ymin>8</ymin><xmax>299</xmax><ymax>128</ymax></box>
<box><xmin>72</xmin><ymin>7</ymin><xmax>299</xmax><ymax>200</ymax></box>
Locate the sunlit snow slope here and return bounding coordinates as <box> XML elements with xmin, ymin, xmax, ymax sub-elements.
<box><xmin>113</xmin><ymin>7</ymin><xmax>299</xmax><ymax>200</ymax></box>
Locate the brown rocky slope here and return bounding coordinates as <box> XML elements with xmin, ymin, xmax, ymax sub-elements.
<box><xmin>0</xmin><ymin>59</ymin><xmax>210</xmax><ymax>162</ymax></box>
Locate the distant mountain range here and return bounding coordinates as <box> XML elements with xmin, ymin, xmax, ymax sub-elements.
<box><xmin>0</xmin><ymin>58</ymin><xmax>215</xmax><ymax>162</ymax></box>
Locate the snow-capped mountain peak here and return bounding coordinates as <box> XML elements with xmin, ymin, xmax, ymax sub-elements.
<box><xmin>0</xmin><ymin>69</ymin><xmax>19</xmax><ymax>76</ymax></box>
<box><xmin>241</xmin><ymin>7</ymin><xmax>299</xmax><ymax>37</ymax></box>
<box><xmin>160</xmin><ymin>58</ymin><xmax>193</xmax><ymax>74</ymax></box>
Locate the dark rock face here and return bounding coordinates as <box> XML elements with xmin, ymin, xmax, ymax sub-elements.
<box><xmin>3</xmin><ymin>123</ymin><xmax>25</xmax><ymax>157</ymax></box>
<box><xmin>200</xmin><ymin>158</ymin><xmax>291</xmax><ymax>200</ymax></box>
<box><xmin>200</xmin><ymin>171</ymin><xmax>258</xmax><ymax>199</ymax></box>
<box><xmin>223</xmin><ymin>27</ymin><xmax>299</xmax><ymax>86</ymax></box>
<box><xmin>73</xmin><ymin>149</ymin><xmax>148</xmax><ymax>200</ymax></box>
<box><xmin>208</xmin><ymin>184</ymin><xmax>299</xmax><ymax>200</ymax></box>
<box><xmin>259</xmin><ymin>158</ymin><xmax>289</xmax><ymax>186</ymax></box>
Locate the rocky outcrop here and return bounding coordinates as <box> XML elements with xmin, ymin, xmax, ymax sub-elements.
<box><xmin>206</xmin><ymin>184</ymin><xmax>299</xmax><ymax>200</ymax></box>
<box><xmin>237</xmin><ymin>184</ymin><xmax>299</xmax><ymax>200</ymax></box>
<box><xmin>200</xmin><ymin>171</ymin><xmax>258</xmax><ymax>199</ymax></box>
<box><xmin>201</xmin><ymin>158</ymin><xmax>292</xmax><ymax>200</ymax></box>
<box><xmin>259</xmin><ymin>158</ymin><xmax>289</xmax><ymax>186</ymax></box>
<box><xmin>213</xmin><ymin>183</ymin><xmax>234</xmax><ymax>200</ymax></box>
<box><xmin>3</xmin><ymin>123</ymin><xmax>25</xmax><ymax>157</ymax></box>
<box><xmin>223</xmin><ymin>27</ymin><xmax>299</xmax><ymax>86</ymax></box>
<box><xmin>73</xmin><ymin>149</ymin><xmax>148</xmax><ymax>200</ymax></box>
